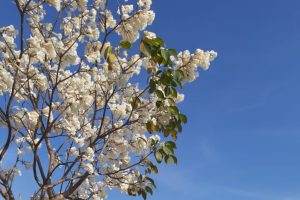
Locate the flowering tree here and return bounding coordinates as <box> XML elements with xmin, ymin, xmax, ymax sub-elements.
<box><xmin>0</xmin><ymin>0</ymin><xmax>217</xmax><ymax>199</ymax></box>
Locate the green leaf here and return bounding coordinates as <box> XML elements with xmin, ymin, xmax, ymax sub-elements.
<box><xmin>131</xmin><ymin>97</ymin><xmax>141</xmax><ymax>109</ymax></box>
<box><xmin>165</xmin><ymin>141</ymin><xmax>177</xmax><ymax>149</ymax></box>
<box><xmin>167</xmin><ymin>58</ymin><xmax>173</xmax><ymax>67</ymax></box>
<box><xmin>170</xmin><ymin>130</ymin><xmax>177</xmax><ymax>141</ymax></box>
<box><xmin>143</xmin><ymin>37</ymin><xmax>165</xmax><ymax>47</ymax></box>
<box><xmin>108</xmin><ymin>53</ymin><xmax>116</xmax><ymax>63</ymax></box>
<box><xmin>146</xmin><ymin>177</ymin><xmax>157</xmax><ymax>188</ymax></box>
<box><xmin>168</xmin><ymin>48</ymin><xmax>178</xmax><ymax>59</ymax></box>
<box><xmin>163</xmin><ymin>129</ymin><xmax>170</xmax><ymax>137</ymax></box>
<box><xmin>173</xmin><ymin>79</ymin><xmax>183</xmax><ymax>88</ymax></box>
<box><xmin>168</xmin><ymin>106</ymin><xmax>179</xmax><ymax>115</ymax></box>
<box><xmin>141</xmin><ymin>190</ymin><xmax>147</xmax><ymax>200</ymax></box>
<box><xmin>171</xmin><ymin>155</ymin><xmax>178</xmax><ymax>164</ymax></box>
<box><xmin>156</xmin><ymin>101</ymin><xmax>163</xmax><ymax>108</ymax></box>
<box><xmin>145</xmin><ymin>168</ymin><xmax>151</xmax><ymax>175</ymax></box>
<box><xmin>143</xmin><ymin>37</ymin><xmax>156</xmax><ymax>46</ymax></box>
<box><xmin>164</xmin><ymin>155</ymin><xmax>170</xmax><ymax>164</ymax></box>
<box><xmin>153</xmin><ymin>37</ymin><xmax>165</xmax><ymax>46</ymax></box>
<box><xmin>151</xmin><ymin>55</ymin><xmax>163</xmax><ymax>65</ymax></box>
<box><xmin>170</xmin><ymin>87</ymin><xmax>178</xmax><ymax>98</ymax></box>
<box><xmin>151</xmin><ymin>165</ymin><xmax>158</xmax><ymax>174</ymax></box>
<box><xmin>119</xmin><ymin>40</ymin><xmax>131</xmax><ymax>49</ymax></box>
<box><xmin>154</xmin><ymin>151</ymin><xmax>163</xmax><ymax>163</ymax></box>
<box><xmin>160</xmin><ymin>71</ymin><xmax>173</xmax><ymax>85</ymax></box>
<box><xmin>167</xmin><ymin>98</ymin><xmax>176</xmax><ymax>106</ymax></box>
<box><xmin>174</xmin><ymin>70</ymin><xmax>184</xmax><ymax>80</ymax></box>
<box><xmin>161</xmin><ymin>49</ymin><xmax>169</xmax><ymax>63</ymax></box>
<box><xmin>177</xmin><ymin>123</ymin><xmax>183</xmax><ymax>132</ymax></box>
<box><xmin>104</xmin><ymin>46</ymin><xmax>113</xmax><ymax>59</ymax></box>
<box><xmin>155</xmin><ymin>70</ymin><xmax>162</xmax><ymax>75</ymax></box>
<box><xmin>146</xmin><ymin>121</ymin><xmax>156</xmax><ymax>133</ymax></box>
<box><xmin>163</xmin><ymin>145</ymin><xmax>173</xmax><ymax>155</ymax></box>
<box><xmin>145</xmin><ymin>186</ymin><xmax>153</xmax><ymax>195</ymax></box>
<box><xmin>156</xmin><ymin>90</ymin><xmax>165</xmax><ymax>99</ymax></box>
<box><xmin>149</xmin><ymin>79</ymin><xmax>156</xmax><ymax>93</ymax></box>
<box><xmin>127</xmin><ymin>188</ymin><xmax>136</xmax><ymax>196</ymax></box>
<box><xmin>140</xmin><ymin>41</ymin><xmax>152</xmax><ymax>57</ymax></box>
<box><xmin>180</xmin><ymin>114</ymin><xmax>187</xmax><ymax>123</ymax></box>
<box><xmin>164</xmin><ymin>86</ymin><xmax>171</xmax><ymax>96</ymax></box>
<box><xmin>167</xmin><ymin>155</ymin><xmax>178</xmax><ymax>164</ymax></box>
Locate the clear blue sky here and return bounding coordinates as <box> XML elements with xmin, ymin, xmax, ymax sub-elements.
<box><xmin>1</xmin><ymin>0</ymin><xmax>300</xmax><ymax>200</ymax></box>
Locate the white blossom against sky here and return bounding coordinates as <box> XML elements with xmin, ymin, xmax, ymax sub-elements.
<box><xmin>1</xmin><ymin>0</ymin><xmax>300</xmax><ymax>200</ymax></box>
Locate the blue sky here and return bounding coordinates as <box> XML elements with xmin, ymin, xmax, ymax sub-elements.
<box><xmin>1</xmin><ymin>0</ymin><xmax>300</xmax><ymax>200</ymax></box>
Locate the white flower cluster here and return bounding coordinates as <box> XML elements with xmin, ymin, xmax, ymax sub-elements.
<box><xmin>116</xmin><ymin>2</ymin><xmax>155</xmax><ymax>42</ymax></box>
<box><xmin>174</xmin><ymin>49</ymin><xmax>217</xmax><ymax>82</ymax></box>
